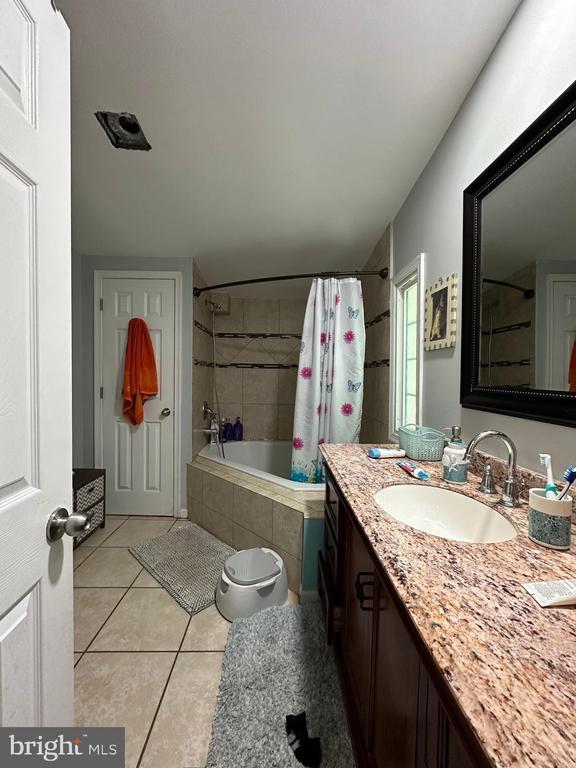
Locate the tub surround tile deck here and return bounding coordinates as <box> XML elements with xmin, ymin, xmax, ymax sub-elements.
<box><xmin>189</xmin><ymin>455</ymin><xmax>325</xmax><ymax>514</ymax></box>
<box><xmin>321</xmin><ymin>443</ymin><xmax>576</xmax><ymax>768</ymax></box>
<box><xmin>187</xmin><ymin>456</ymin><xmax>321</xmax><ymax>593</ymax></box>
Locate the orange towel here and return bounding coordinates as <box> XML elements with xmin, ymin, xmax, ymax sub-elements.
<box><xmin>122</xmin><ymin>318</ymin><xmax>158</xmax><ymax>425</ymax></box>
<box><xmin>570</xmin><ymin>338</ymin><xmax>576</xmax><ymax>392</ymax></box>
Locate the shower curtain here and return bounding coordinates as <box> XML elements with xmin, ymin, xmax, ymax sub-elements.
<box><xmin>290</xmin><ymin>278</ymin><xmax>365</xmax><ymax>483</ymax></box>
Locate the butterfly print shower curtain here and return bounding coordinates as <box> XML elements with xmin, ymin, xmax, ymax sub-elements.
<box><xmin>290</xmin><ymin>278</ymin><xmax>365</xmax><ymax>483</ymax></box>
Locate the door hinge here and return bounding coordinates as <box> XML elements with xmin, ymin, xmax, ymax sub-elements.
<box><xmin>99</xmin><ymin>298</ymin><xmax>103</xmax><ymax>311</ymax></box>
<box><xmin>99</xmin><ymin>386</ymin><xmax>103</xmax><ymax>399</ymax></box>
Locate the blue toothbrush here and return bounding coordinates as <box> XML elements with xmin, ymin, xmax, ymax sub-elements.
<box><xmin>559</xmin><ymin>465</ymin><xmax>576</xmax><ymax>500</ymax></box>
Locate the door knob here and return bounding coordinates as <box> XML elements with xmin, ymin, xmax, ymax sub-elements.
<box><xmin>46</xmin><ymin>507</ymin><xmax>95</xmax><ymax>543</ymax></box>
<box><xmin>161</xmin><ymin>407</ymin><xmax>171</xmax><ymax>417</ymax></box>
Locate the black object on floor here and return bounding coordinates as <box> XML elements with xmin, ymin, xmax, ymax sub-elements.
<box><xmin>286</xmin><ymin>711</ymin><xmax>307</xmax><ymax>745</ymax></box>
<box><xmin>286</xmin><ymin>711</ymin><xmax>322</xmax><ymax>767</ymax></box>
<box><xmin>206</xmin><ymin>605</ymin><xmax>355</xmax><ymax>767</ymax></box>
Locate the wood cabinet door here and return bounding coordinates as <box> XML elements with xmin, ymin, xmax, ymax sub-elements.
<box><xmin>416</xmin><ymin>663</ymin><xmax>475</xmax><ymax>768</ymax></box>
<box><xmin>371</xmin><ymin>571</ymin><xmax>420</xmax><ymax>768</ymax></box>
<box><xmin>341</xmin><ymin>516</ymin><xmax>375</xmax><ymax>747</ymax></box>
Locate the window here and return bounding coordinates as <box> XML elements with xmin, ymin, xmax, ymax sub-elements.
<box><xmin>391</xmin><ymin>254</ymin><xmax>424</xmax><ymax>436</ymax></box>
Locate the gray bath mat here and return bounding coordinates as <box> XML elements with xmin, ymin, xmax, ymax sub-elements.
<box><xmin>129</xmin><ymin>523</ymin><xmax>235</xmax><ymax>615</ymax></box>
<box><xmin>206</xmin><ymin>604</ymin><xmax>355</xmax><ymax>768</ymax></box>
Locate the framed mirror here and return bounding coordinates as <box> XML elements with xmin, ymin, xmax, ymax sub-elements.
<box><xmin>461</xmin><ymin>79</ymin><xmax>576</xmax><ymax>427</ymax></box>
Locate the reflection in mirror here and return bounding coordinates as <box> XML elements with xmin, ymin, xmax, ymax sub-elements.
<box><xmin>479</xmin><ymin>119</ymin><xmax>576</xmax><ymax>392</ymax></box>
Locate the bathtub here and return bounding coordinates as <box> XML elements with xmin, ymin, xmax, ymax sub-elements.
<box><xmin>199</xmin><ymin>440</ymin><xmax>322</xmax><ymax>493</ymax></box>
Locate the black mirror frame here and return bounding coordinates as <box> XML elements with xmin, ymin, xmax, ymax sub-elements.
<box><xmin>461</xmin><ymin>79</ymin><xmax>576</xmax><ymax>428</ymax></box>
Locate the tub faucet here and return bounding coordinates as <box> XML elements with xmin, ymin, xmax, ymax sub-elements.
<box><xmin>201</xmin><ymin>401</ymin><xmax>220</xmax><ymax>445</ymax></box>
<box><xmin>203</xmin><ymin>400</ymin><xmax>216</xmax><ymax>421</ymax></box>
<box><xmin>464</xmin><ymin>430</ymin><xmax>519</xmax><ymax>507</ymax></box>
<box><xmin>203</xmin><ymin>416</ymin><xmax>220</xmax><ymax>445</ymax></box>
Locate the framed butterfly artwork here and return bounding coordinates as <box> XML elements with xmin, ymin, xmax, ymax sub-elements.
<box><xmin>424</xmin><ymin>273</ymin><xmax>458</xmax><ymax>351</ymax></box>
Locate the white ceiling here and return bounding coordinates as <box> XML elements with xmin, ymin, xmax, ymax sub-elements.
<box><xmin>58</xmin><ymin>0</ymin><xmax>521</xmax><ymax>297</ymax></box>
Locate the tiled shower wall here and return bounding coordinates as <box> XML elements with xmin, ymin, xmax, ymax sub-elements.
<box><xmin>480</xmin><ymin>263</ymin><xmax>535</xmax><ymax>388</ymax></box>
<box><xmin>192</xmin><ymin>265</ymin><xmax>214</xmax><ymax>457</ymax></box>
<box><xmin>360</xmin><ymin>225</ymin><xmax>391</xmax><ymax>443</ymax></box>
<box><xmin>192</xmin><ymin>296</ymin><xmax>307</xmax><ymax>441</ymax></box>
<box><xmin>213</xmin><ymin>298</ymin><xmax>306</xmax><ymax>440</ymax></box>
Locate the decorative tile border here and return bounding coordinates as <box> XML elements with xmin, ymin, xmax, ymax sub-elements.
<box><xmin>481</xmin><ymin>320</ymin><xmax>531</xmax><ymax>336</ymax></box>
<box><xmin>365</xmin><ymin>359</ymin><xmax>390</xmax><ymax>368</ymax></box>
<box><xmin>218</xmin><ymin>362</ymin><xmax>297</xmax><ymax>370</ymax></box>
<box><xmin>194</xmin><ymin>358</ymin><xmax>299</xmax><ymax>370</ymax></box>
<box><xmin>194</xmin><ymin>319</ymin><xmax>212</xmax><ymax>336</ymax></box>
<box><xmin>365</xmin><ymin>309</ymin><xmax>390</xmax><ymax>328</ymax></box>
<box><xmin>216</xmin><ymin>332</ymin><xmax>301</xmax><ymax>340</ymax></box>
<box><xmin>480</xmin><ymin>359</ymin><xmax>530</xmax><ymax>368</ymax></box>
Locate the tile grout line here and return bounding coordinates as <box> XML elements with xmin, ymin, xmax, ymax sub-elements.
<box><xmin>76</xmin><ymin>516</ymin><xmax>149</xmax><ymax>653</ymax></box>
<box><xmin>74</xmin><ymin>513</ymin><xmax>194</xmax><ymax>754</ymax></box>
<box><xmin>78</xmin><ymin>514</ymin><xmax>182</xmax><ymax>652</ymax></box>
<box><xmin>135</xmin><ymin>612</ymin><xmax>194</xmax><ymax>768</ymax></box>
<box><xmin>79</xmin><ymin>584</ymin><xmax>134</xmax><ymax>654</ymax></box>
<box><xmin>73</xmin><ymin>516</ymin><xmax>130</xmax><ymax>568</ymax></box>
<box><xmin>73</xmin><ymin>517</ymin><xmax>131</xmax><ymax>666</ymax></box>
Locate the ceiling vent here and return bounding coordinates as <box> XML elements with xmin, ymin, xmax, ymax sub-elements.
<box><xmin>95</xmin><ymin>111</ymin><xmax>151</xmax><ymax>151</ymax></box>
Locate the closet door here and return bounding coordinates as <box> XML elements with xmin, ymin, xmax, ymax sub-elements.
<box><xmin>96</xmin><ymin>275</ymin><xmax>177</xmax><ymax>516</ymax></box>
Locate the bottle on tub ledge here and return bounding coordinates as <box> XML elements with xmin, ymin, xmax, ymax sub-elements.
<box><xmin>233</xmin><ymin>416</ymin><xmax>243</xmax><ymax>441</ymax></box>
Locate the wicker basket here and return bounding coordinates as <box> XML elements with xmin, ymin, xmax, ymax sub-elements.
<box><xmin>398</xmin><ymin>424</ymin><xmax>445</xmax><ymax>461</ymax></box>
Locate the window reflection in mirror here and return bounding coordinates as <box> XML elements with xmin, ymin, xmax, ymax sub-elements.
<box><xmin>479</xmin><ymin>119</ymin><xmax>576</xmax><ymax>392</ymax></box>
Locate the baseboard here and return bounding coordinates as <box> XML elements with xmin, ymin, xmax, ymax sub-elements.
<box><xmin>177</xmin><ymin>507</ymin><xmax>188</xmax><ymax>519</ymax></box>
<box><xmin>299</xmin><ymin>589</ymin><xmax>320</xmax><ymax>604</ymax></box>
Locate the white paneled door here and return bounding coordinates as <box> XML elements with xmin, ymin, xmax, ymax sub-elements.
<box><xmin>96</xmin><ymin>275</ymin><xmax>177</xmax><ymax>516</ymax></box>
<box><xmin>0</xmin><ymin>0</ymin><xmax>73</xmax><ymax>726</ymax></box>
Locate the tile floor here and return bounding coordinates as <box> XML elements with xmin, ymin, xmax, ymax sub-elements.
<box><xmin>74</xmin><ymin>515</ymin><xmax>228</xmax><ymax>768</ymax></box>
<box><xmin>74</xmin><ymin>514</ymin><xmax>298</xmax><ymax>768</ymax></box>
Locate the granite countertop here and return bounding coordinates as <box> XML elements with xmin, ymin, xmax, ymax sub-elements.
<box><xmin>321</xmin><ymin>444</ymin><xmax>576</xmax><ymax>768</ymax></box>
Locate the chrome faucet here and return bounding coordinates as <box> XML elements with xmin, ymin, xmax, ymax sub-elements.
<box><xmin>203</xmin><ymin>417</ymin><xmax>220</xmax><ymax>445</ymax></box>
<box><xmin>203</xmin><ymin>400</ymin><xmax>216</xmax><ymax>421</ymax></box>
<box><xmin>464</xmin><ymin>430</ymin><xmax>518</xmax><ymax>507</ymax></box>
<box><xmin>201</xmin><ymin>401</ymin><xmax>220</xmax><ymax>445</ymax></box>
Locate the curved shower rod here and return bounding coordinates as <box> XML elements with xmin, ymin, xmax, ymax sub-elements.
<box><xmin>192</xmin><ymin>268</ymin><xmax>389</xmax><ymax>297</ymax></box>
<box><xmin>482</xmin><ymin>278</ymin><xmax>535</xmax><ymax>299</ymax></box>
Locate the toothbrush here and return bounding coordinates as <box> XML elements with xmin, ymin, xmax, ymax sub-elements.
<box><xmin>559</xmin><ymin>465</ymin><xmax>576</xmax><ymax>500</ymax></box>
<box><xmin>539</xmin><ymin>453</ymin><xmax>558</xmax><ymax>498</ymax></box>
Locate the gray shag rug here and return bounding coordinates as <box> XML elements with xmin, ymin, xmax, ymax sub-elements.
<box><xmin>129</xmin><ymin>523</ymin><xmax>235</xmax><ymax>615</ymax></box>
<box><xmin>206</xmin><ymin>604</ymin><xmax>356</xmax><ymax>768</ymax></box>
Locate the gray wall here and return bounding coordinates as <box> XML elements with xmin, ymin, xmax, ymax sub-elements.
<box><xmin>72</xmin><ymin>255</ymin><xmax>193</xmax><ymax>513</ymax></box>
<box><xmin>392</xmin><ymin>0</ymin><xmax>576</xmax><ymax>472</ymax></box>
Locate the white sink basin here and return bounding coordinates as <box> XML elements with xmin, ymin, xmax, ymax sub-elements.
<box><xmin>373</xmin><ymin>484</ymin><xmax>516</xmax><ymax>544</ymax></box>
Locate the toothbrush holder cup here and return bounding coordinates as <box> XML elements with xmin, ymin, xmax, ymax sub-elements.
<box><xmin>528</xmin><ymin>489</ymin><xmax>572</xmax><ymax>551</ymax></box>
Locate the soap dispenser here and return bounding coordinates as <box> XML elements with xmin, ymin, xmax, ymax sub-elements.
<box><xmin>442</xmin><ymin>426</ymin><xmax>468</xmax><ymax>485</ymax></box>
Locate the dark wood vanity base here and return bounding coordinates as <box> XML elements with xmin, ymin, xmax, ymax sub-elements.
<box><xmin>321</xmin><ymin>468</ymin><xmax>491</xmax><ymax>768</ymax></box>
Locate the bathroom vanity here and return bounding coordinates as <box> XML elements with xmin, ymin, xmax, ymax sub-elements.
<box><xmin>319</xmin><ymin>445</ymin><xmax>576</xmax><ymax>768</ymax></box>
